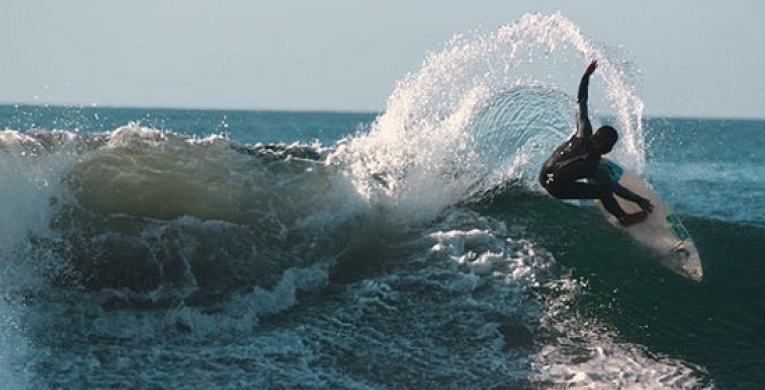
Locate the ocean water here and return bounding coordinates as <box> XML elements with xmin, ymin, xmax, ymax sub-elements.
<box><xmin>0</xmin><ymin>12</ymin><xmax>763</xmax><ymax>390</ymax></box>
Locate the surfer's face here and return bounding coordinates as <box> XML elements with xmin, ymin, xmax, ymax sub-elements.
<box><xmin>591</xmin><ymin>137</ymin><xmax>610</xmax><ymax>155</ymax></box>
<box><xmin>591</xmin><ymin>126</ymin><xmax>617</xmax><ymax>155</ymax></box>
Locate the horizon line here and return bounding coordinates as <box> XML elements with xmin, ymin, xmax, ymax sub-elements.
<box><xmin>0</xmin><ymin>102</ymin><xmax>762</xmax><ymax>122</ymax></box>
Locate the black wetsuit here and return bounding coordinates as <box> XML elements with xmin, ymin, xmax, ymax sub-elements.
<box><xmin>538</xmin><ymin>69</ymin><xmax>643</xmax><ymax>220</ymax></box>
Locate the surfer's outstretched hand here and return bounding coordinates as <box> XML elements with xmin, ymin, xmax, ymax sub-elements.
<box><xmin>585</xmin><ymin>60</ymin><xmax>598</xmax><ymax>75</ymax></box>
<box><xmin>637</xmin><ymin>197</ymin><xmax>654</xmax><ymax>213</ymax></box>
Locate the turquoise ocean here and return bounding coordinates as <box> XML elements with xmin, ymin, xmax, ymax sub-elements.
<box><xmin>0</xmin><ymin>13</ymin><xmax>763</xmax><ymax>390</ymax></box>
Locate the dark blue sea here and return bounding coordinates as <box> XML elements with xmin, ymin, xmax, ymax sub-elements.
<box><xmin>0</xmin><ymin>13</ymin><xmax>763</xmax><ymax>390</ymax></box>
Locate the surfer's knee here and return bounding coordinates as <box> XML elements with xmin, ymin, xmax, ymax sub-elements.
<box><xmin>540</xmin><ymin>178</ymin><xmax>561</xmax><ymax>197</ymax></box>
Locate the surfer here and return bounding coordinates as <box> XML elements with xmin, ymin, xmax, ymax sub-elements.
<box><xmin>539</xmin><ymin>60</ymin><xmax>654</xmax><ymax>226</ymax></box>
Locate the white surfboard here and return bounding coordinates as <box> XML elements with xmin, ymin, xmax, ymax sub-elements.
<box><xmin>596</xmin><ymin>159</ymin><xmax>703</xmax><ymax>282</ymax></box>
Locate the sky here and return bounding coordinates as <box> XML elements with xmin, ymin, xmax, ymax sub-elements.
<box><xmin>1</xmin><ymin>1</ymin><xmax>763</xmax><ymax>119</ymax></box>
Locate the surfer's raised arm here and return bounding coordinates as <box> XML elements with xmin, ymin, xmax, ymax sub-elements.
<box><xmin>575</xmin><ymin>60</ymin><xmax>597</xmax><ymax>139</ymax></box>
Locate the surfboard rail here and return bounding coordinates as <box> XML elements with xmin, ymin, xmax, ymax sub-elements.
<box><xmin>596</xmin><ymin>159</ymin><xmax>704</xmax><ymax>282</ymax></box>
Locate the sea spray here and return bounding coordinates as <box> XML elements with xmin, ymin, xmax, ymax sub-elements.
<box><xmin>331</xmin><ymin>12</ymin><xmax>646</xmax><ymax>224</ymax></box>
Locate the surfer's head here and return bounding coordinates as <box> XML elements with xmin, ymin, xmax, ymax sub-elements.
<box><xmin>592</xmin><ymin>125</ymin><xmax>617</xmax><ymax>154</ymax></box>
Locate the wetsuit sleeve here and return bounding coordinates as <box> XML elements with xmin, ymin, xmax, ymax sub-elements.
<box><xmin>575</xmin><ymin>71</ymin><xmax>593</xmax><ymax>139</ymax></box>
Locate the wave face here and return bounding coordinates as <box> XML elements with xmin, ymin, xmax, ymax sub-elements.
<box><xmin>0</xmin><ymin>126</ymin><xmax>374</xmax><ymax>300</ymax></box>
<box><xmin>0</xmin><ymin>12</ymin><xmax>761</xmax><ymax>390</ymax></box>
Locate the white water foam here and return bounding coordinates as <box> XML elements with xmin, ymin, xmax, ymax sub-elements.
<box><xmin>426</xmin><ymin>209</ymin><xmax>709</xmax><ymax>388</ymax></box>
<box><xmin>532</xmin><ymin>287</ymin><xmax>711</xmax><ymax>389</ymax></box>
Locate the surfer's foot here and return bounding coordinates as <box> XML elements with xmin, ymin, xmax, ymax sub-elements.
<box><xmin>619</xmin><ymin>211</ymin><xmax>648</xmax><ymax>227</ymax></box>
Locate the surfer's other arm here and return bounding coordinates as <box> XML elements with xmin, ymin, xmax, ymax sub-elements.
<box><xmin>611</xmin><ymin>180</ymin><xmax>655</xmax><ymax>213</ymax></box>
<box><xmin>575</xmin><ymin>60</ymin><xmax>597</xmax><ymax>139</ymax></box>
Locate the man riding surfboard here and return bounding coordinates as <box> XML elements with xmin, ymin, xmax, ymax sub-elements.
<box><xmin>538</xmin><ymin>60</ymin><xmax>654</xmax><ymax>226</ymax></box>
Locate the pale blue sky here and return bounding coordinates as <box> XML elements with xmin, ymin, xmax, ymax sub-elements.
<box><xmin>1</xmin><ymin>1</ymin><xmax>763</xmax><ymax>118</ymax></box>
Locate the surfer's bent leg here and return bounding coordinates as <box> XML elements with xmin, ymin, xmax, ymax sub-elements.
<box><xmin>589</xmin><ymin>167</ymin><xmax>629</xmax><ymax>220</ymax></box>
<box><xmin>543</xmin><ymin>177</ymin><xmax>628</xmax><ymax>220</ymax></box>
<box><xmin>598</xmin><ymin>190</ymin><xmax>627</xmax><ymax>220</ymax></box>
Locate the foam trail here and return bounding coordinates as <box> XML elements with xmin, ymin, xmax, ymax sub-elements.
<box><xmin>331</xmin><ymin>12</ymin><xmax>645</xmax><ymax>222</ymax></box>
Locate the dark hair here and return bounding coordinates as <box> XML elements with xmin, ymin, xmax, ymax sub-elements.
<box><xmin>593</xmin><ymin>125</ymin><xmax>617</xmax><ymax>153</ymax></box>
